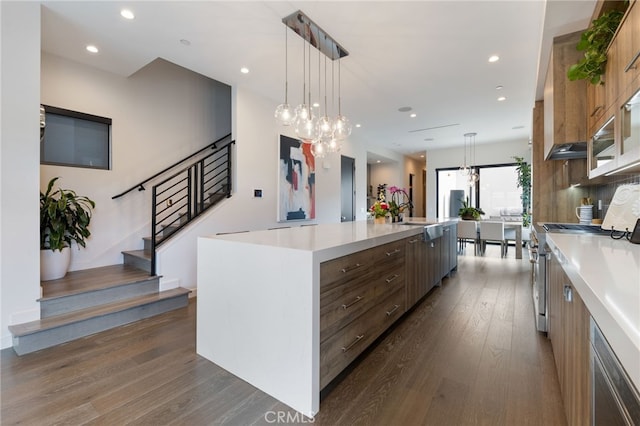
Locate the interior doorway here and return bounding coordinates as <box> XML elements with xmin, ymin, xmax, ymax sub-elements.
<box><xmin>341</xmin><ymin>155</ymin><xmax>355</xmax><ymax>222</ymax></box>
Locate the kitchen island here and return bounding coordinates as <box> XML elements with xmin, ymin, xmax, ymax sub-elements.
<box><xmin>196</xmin><ymin>220</ymin><xmax>454</xmax><ymax>415</ymax></box>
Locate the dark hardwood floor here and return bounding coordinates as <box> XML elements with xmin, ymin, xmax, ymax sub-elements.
<box><xmin>1</xmin><ymin>245</ymin><xmax>566</xmax><ymax>425</ymax></box>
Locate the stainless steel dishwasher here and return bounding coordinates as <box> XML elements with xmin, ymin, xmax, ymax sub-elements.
<box><xmin>590</xmin><ymin>317</ymin><xmax>640</xmax><ymax>425</ymax></box>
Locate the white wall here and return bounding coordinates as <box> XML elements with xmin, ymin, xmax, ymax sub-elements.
<box><xmin>1</xmin><ymin>2</ymin><xmax>42</xmax><ymax>348</ymax></box>
<box><xmin>40</xmin><ymin>54</ymin><xmax>232</xmax><ymax>272</ymax></box>
<box><xmin>41</xmin><ymin>52</ymin><xmax>367</xmax><ymax>295</ymax></box>
<box><xmin>426</xmin><ymin>140</ymin><xmax>531</xmax><ymax>219</ymax></box>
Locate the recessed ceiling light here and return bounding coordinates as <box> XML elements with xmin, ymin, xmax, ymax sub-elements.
<box><xmin>240</xmin><ymin>67</ymin><xmax>249</xmax><ymax>74</ymax></box>
<box><xmin>180</xmin><ymin>39</ymin><xmax>191</xmax><ymax>46</ymax></box>
<box><xmin>86</xmin><ymin>45</ymin><xmax>98</xmax><ymax>53</ymax></box>
<box><xmin>398</xmin><ymin>106</ymin><xmax>412</xmax><ymax>112</ymax></box>
<box><xmin>424</xmin><ymin>138</ymin><xmax>434</xmax><ymax>141</ymax></box>
<box><xmin>512</xmin><ymin>125</ymin><xmax>525</xmax><ymax>129</ymax></box>
<box><xmin>355</xmin><ymin>124</ymin><xmax>361</xmax><ymax>128</ymax></box>
<box><xmin>376</xmin><ymin>160</ymin><xmax>381</xmax><ymax>163</ymax></box>
<box><xmin>488</xmin><ymin>55</ymin><xmax>500</xmax><ymax>63</ymax></box>
<box><xmin>497</xmin><ymin>96</ymin><xmax>506</xmax><ymax>101</ymax></box>
<box><xmin>312</xmin><ymin>102</ymin><xmax>320</xmax><ymax>108</ymax></box>
<box><xmin>420</xmin><ymin>154</ymin><xmax>425</xmax><ymax>158</ymax></box>
<box><xmin>496</xmin><ymin>85</ymin><xmax>503</xmax><ymax>90</ymax></box>
<box><xmin>120</xmin><ymin>9</ymin><xmax>135</xmax><ymax>20</ymax></box>
<box><xmin>410</xmin><ymin>113</ymin><xmax>417</xmax><ymax>118</ymax></box>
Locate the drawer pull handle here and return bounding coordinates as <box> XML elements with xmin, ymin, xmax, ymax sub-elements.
<box><xmin>624</xmin><ymin>50</ymin><xmax>640</xmax><ymax>73</ymax></box>
<box><xmin>408</xmin><ymin>238</ymin><xmax>419</xmax><ymax>244</ymax></box>
<box><xmin>340</xmin><ymin>263</ymin><xmax>362</xmax><ymax>273</ymax></box>
<box><xmin>386</xmin><ymin>304</ymin><xmax>400</xmax><ymax>316</ymax></box>
<box><xmin>385</xmin><ymin>274</ymin><xmax>400</xmax><ymax>283</ymax></box>
<box><xmin>342</xmin><ymin>296</ymin><xmax>364</xmax><ymax>309</ymax></box>
<box><xmin>342</xmin><ymin>334</ymin><xmax>364</xmax><ymax>352</ymax></box>
<box><xmin>385</xmin><ymin>249</ymin><xmax>401</xmax><ymax>256</ymax></box>
<box><xmin>590</xmin><ymin>105</ymin><xmax>604</xmax><ymax>117</ymax></box>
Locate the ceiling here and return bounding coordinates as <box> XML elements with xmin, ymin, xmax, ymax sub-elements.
<box><xmin>40</xmin><ymin>1</ymin><xmax>596</xmax><ymax>163</ymax></box>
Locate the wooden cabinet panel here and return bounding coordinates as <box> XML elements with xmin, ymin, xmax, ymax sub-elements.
<box><xmin>548</xmin><ymin>252</ymin><xmax>591</xmax><ymax>426</ymax></box>
<box><xmin>319</xmin><ymin>236</ymin><xmax>413</xmax><ymax>389</ymax></box>
<box><xmin>405</xmin><ymin>234</ymin><xmax>426</xmax><ymax>309</ymax></box>
<box><xmin>587</xmin><ymin>78</ymin><xmax>607</xmax><ymax>134</ymax></box>
<box><xmin>319</xmin><ymin>286</ymin><xmax>405</xmax><ymax>388</ymax></box>
<box><xmin>617</xmin><ymin>1</ymin><xmax>640</xmax><ymax>93</ymax></box>
<box><xmin>544</xmin><ymin>31</ymin><xmax>588</xmax><ymax>160</ymax></box>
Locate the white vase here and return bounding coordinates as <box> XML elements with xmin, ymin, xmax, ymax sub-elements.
<box><xmin>40</xmin><ymin>248</ymin><xmax>71</xmax><ymax>281</ymax></box>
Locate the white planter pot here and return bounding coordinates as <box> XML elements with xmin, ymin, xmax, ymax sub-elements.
<box><xmin>40</xmin><ymin>248</ymin><xmax>71</xmax><ymax>281</ymax></box>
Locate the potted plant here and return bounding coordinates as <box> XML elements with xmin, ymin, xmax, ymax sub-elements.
<box><xmin>513</xmin><ymin>156</ymin><xmax>532</xmax><ymax>227</ymax></box>
<box><xmin>567</xmin><ymin>9</ymin><xmax>625</xmax><ymax>85</ymax></box>
<box><xmin>458</xmin><ymin>197</ymin><xmax>484</xmax><ymax>220</ymax></box>
<box><xmin>40</xmin><ymin>177</ymin><xmax>95</xmax><ymax>280</ymax></box>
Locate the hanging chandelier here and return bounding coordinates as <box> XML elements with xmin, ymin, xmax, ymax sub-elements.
<box><xmin>466</xmin><ymin>132</ymin><xmax>479</xmax><ymax>186</ymax></box>
<box><xmin>275</xmin><ymin>10</ymin><xmax>350</xmax><ymax>156</ymax></box>
<box><xmin>459</xmin><ymin>133</ymin><xmax>471</xmax><ymax>176</ymax></box>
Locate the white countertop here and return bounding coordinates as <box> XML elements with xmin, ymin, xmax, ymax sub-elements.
<box><xmin>546</xmin><ymin>233</ymin><xmax>640</xmax><ymax>391</ymax></box>
<box><xmin>204</xmin><ymin>221</ymin><xmax>433</xmax><ymax>262</ymax></box>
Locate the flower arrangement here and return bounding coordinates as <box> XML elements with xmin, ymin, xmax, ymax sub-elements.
<box><xmin>370</xmin><ymin>184</ymin><xmax>389</xmax><ymax>218</ymax></box>
<box><xmin>388</xmin><ymin>186</ymin><xmax>412</xmax><ymax>219</ymax></box>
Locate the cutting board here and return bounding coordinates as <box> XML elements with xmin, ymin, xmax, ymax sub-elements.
<box><xmin>602</xmin><ymin>184</ymin><xmax>640</xmax><ymax>232</ymax></box>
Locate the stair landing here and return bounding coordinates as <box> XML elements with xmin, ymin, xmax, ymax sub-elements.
<box><xmin>9</xmin><ymin>264</ymin><xmax>190</xmax><ymax>355</ymax></box>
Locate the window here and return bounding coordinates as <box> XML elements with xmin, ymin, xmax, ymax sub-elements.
<box><xmin>436</xmin><ymin>163</ymin><xmax>521</xmax><ymax>219</ymax></box>
<box><xmin>41</xmin><ymin>105</ymin><xmax>111</xmax><ymax>170</ymax></box>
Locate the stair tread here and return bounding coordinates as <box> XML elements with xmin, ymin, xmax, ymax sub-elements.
<box><xmin>10</xmin><ymin>288</ymin><xmax>191</xmax><ymax>337</ymax></box>
<box><xmin>40</xmin><ymin>264</ymin><xmax>156</xmax><ymax>301</ymax></box>
<box><xmin>122</xmin><ymin>249</ymin><xmax>152</xmax><ymax>259</ymax></box>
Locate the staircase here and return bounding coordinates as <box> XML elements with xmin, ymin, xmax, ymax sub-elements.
<box><xmin>9</xmin><ymin>237</ymin><xmax>190</xmax><ymax>355</ymax></box>
<box><xmin>10</xmin><ymin>135</ymin><xmax>235</xmax><ymax>355</ymax></box>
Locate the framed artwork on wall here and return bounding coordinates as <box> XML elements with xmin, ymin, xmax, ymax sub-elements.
<box><xmin>278</xmin><ymin>135</ymin><xmax>315</xmax><ymax>222</ymax></box>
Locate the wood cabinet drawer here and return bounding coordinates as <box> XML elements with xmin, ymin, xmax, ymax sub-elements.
<box><xmin>320</xmin><ymin>265</ymin><xmax>404</xmax><ymax>342</ymax></box>
<box><xmin>320</xmin><ymin>249</ymin><xmax>376</xmax><ymax>292</ymax></box>
<box><xmin>319</xmin><ymin>287</ymin><xmax>406</xmax><ymax>389</ymax></box>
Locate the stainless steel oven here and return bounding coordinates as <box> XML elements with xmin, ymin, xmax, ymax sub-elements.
<box><xmin>529</xmin><ymin>223</ymin><xmax>611</xmax><ymax>333</ymax></box>
<box><xmin>529</xmin><ymin>226</ymin><xmax>549</xmax><ymax>332</ymax></box>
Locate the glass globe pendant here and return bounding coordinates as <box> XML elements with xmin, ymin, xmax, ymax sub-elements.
<box><xmin>325</xmin><ymin>136</ymin><xmax>341</xmax><ymax>153</ymax></box>
<box><xmin>275</xmin><ymin>27</ymin><xmax>295</xmax><ymax>126</ymax></box>
<box><xmin>274</xmin><ymin>102</ymin><xmax>294</xmax><ymax>126</ymax></box>
<box><xmin>311</xmin><ymin>140</ymin><xmax>326</xmax><ymax>158</ymax></box>
<box><xmin>333</xmin><ymin>115</ymin><xmax>352</xmax><ymax>140</ymax></box>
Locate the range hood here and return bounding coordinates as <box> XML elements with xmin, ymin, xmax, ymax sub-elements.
<box><xmin>546</xmin><ymin>142</ymin><xmax>587</xmax><ymax>160</ymax></box>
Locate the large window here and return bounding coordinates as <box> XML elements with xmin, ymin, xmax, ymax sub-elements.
<box><xmin>436</xmin><ymin>163</ymin><xmax>521</xmax><ymax>219</ymax></box>
<box><xmin>41</xmin><ymin>105</ymin><xmax>112</xmax><ymax>170</ymax></box>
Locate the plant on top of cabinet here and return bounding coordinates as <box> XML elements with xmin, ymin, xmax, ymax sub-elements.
<box><xmin>567</xmin><ymin>9</ymin><xmax>625</xmax><ymax>85</ymax></box>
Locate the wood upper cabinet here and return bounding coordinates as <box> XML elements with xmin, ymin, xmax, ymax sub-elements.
<box><xmin>616</xmin><ymin>0</ymin><xmax>640</xmax><ymax>93</ymax></box>
<box><xmin>548</xmin><ymin>252</ymin><xmax>591</xmax><ymax>426</ymax></box>
<box><xmin>544</xmin><ymin>31</ymin><xmax>588</xmax><ymax>160</ymax></box>
<box><xmin>587</xmin><ymin>76</ymin><xmax>607</xmax><ymax>133</ymax></box>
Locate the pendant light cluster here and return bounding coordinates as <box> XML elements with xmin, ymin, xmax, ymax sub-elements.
<box><xmin>274</xmin><ymin>10</ymin><xmax>351</xmax><ymax>158</ymax></box>
<box><xmin>459</xmin><ymin>132</ymin><xmax>479</xmax><ymax>186</ymax></box>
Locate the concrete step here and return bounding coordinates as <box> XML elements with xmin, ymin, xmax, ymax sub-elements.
<box><xmin>10</xmin><ymin>287</ymin><xmax>191</xmax><ymax>355</ymax></box>
<box><xmin>39</xmin><ymin>264</ymin><xmax>159</xmax><ymax>318</ymax></box>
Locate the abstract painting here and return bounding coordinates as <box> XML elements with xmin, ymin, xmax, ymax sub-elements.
<box><xmin>278</xmin><ymin>135</ymin><xmax>315</xmax><ymax>221</ymax></box>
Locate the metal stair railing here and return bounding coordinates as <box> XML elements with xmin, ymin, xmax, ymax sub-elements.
<box><xmin>150</xmin><ymin>137</ymin><xmax>234</xmax><ymax>275</ymax></box>
<box><xmin>112</xmin><ymin>134</ymin><xmax>234</xmax><ymax>275</ymax></box>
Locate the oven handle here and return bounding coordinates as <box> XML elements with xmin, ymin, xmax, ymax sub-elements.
<box><xmin>529</xmin><ymin>247</ymin><xmax>538</xmax><ymax>264</ymax></box>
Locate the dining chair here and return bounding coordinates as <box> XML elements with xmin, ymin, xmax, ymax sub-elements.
<box><xmin>478</xmin><ymin>221</ymin><xmax>508</xmax><ymax>257</ymax></box>
<box><xmin>457</xmin><ymin>220</ymin><xmax>478</xmax><ymax>255</ymax></box>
